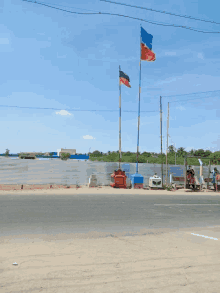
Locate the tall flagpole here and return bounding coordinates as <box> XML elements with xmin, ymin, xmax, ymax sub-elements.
<box><xmin>136</xmin><ymin>24</ymin><xmax>142</xmax><ymax>174</ymax></box>
<box><xmin>119</xmin><ymin>65</ymin><xmax>122</xmax><ymax>169</ymax></box>
<box><xmin>160</xmin><ymin>96</ymin><xmax>163</xmax><ymax>186</ymax></box>
<box><xmin>166</xmin><ymin>102</ymin><xmax>169</xmax><ymax>184</ymax></box>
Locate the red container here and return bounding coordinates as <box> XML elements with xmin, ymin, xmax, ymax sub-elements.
<box><xmin>110</xmin><ymin>169</ymin><xmax>127</xmax><ymax>189</ymax></box>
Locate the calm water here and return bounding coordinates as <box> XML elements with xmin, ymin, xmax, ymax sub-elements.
<box><xmin>0</xmin><ymin>157</ymin><xmax>214</xmax><ymax>186</ymax></box>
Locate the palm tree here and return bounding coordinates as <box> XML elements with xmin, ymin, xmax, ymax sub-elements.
<box><xmin>177</xmin><ymin>147</ymin><xmax>186</xmax><ymax>157</ymax></box>
<box><xmin>168</xmin><ymin>145</ymin><xmax>175</xmax><ymax>153</ymax></box>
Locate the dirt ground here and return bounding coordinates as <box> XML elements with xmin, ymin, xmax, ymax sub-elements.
<box><xmin>0</xmin><ymin>184</ymin><xmax>219</xmax><ymax>196</ymax></box>
<box><xmin>1</xmin><ymin>225</ymin><xmax>220</xmax><ymax>293</ymax></box>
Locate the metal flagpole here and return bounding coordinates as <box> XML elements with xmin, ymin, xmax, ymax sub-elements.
<box><xmin>136</xmin><ymin>24</ymin><xmax>142</xmax><ymax>174</ymax></box>
<box><xmin>166</xmin><ymin>102</ymin><xmax>169</xmax><ymax>184</ymax></box>
<box><xmin>119</xmin><ymin>65</ymin><xmax>122</xmax><ymax>169</ymax></box>
<box><xmin>160</xmin><ymin>96</ymin><xmax>163</xmax><ymax>186</ymax></box>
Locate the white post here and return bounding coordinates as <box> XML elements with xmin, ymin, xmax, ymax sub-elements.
<box><xmin>198</xmin><ymin>159</ymin><xmax>203</xmax><ymax>190</ymax></box>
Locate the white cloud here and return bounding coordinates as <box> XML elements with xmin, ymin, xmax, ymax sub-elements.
<box><xmin>197</xmin><ymin>53</ymin><xmax>204</xmax><ymax>60</ymax></box>
<box><xmin>159</xmin><ymin>77</ymin><xmax>179</xmax><ymax>85</ymax></box>
<box><xmin>55</xmin><ymin>110</ymin><xmax>72</xmax><ymax>116</ymax></box>
<box><xmin>165</xmin><ymin>52</ymin><xmax>176</xmax><ymax>56</ymax></box>
<box><xmin>83</xmin><ymin>135</ymin><xmax>95</xmax><ymax>140</ymax></box>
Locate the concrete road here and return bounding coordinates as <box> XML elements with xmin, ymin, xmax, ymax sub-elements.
<box><xmin>1</xmin><ymin>193</ymin><xmax>220</xmax><ymax>293</ymax></box>
<box><xmin>1</xmin><ymin>193</ymin><xmax>220</xmax><ymax>237</ymax></box>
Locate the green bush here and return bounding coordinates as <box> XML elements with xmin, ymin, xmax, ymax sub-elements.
<box><xmin>60</xmin><ymin>153</ymin><xmax>70</xmax><ymax>161</ymax></box>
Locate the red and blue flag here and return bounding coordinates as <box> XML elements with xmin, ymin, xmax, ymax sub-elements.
<box><xmin>119</xmin><ymin>70</ymin><xmax>131</xmax><ymax>88</ymax></box>
<box><xmin>141</xmin><ymin>27</ymin><xmax>156</xmax><ymax>62</ymax></box>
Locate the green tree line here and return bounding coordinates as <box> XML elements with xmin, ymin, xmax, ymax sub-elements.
<box><xmin>89</xmin><ymin>146</ymin><xmax>220</xmax><ymax>166</ymax></box>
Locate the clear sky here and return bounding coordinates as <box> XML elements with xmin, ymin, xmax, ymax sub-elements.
<box><xmin>0</xmin><ymin>0</ymin><xmax>220</xmax><ymax>154</ymax></box>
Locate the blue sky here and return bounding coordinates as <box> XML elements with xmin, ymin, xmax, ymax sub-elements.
<box><xmin>0</xmin><ymin>0</ymin><xmax>220</xmax><ymax>154</ymax></box>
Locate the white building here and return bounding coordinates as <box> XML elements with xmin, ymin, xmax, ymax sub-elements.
<box><xmin>57</xmin><ymin>148</ymin><xmax>76</xmax><ymax>156</ymax></box>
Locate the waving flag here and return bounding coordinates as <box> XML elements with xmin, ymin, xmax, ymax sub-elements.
<box><xmin>119</xmin><ymin>70</ymin><xmax>131</xmax><ymax>88</ymax></box>
<box><xmin>141</xmin><ymin>27</ymin><xmax>156</xmax><ymax>62</ymax></box>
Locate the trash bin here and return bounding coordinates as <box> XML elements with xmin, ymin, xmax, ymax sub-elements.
<box><xmin>130</xmin><ymin>173</ymin><xmax>144</xmax><ymax>189</ymax></box>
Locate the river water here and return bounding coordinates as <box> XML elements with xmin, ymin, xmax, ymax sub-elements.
<box><xmin>0</xmin><ymin>157</ymin><xmax>215</xmax><ymax>186</ymax></box>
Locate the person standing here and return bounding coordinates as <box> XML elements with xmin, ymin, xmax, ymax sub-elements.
<box><xmin>211</xmin><ymin>167</ymin><xmax>219</xmax><ymax>191</ymax></box>
<box><xmin>187</xmin><ymin>166</ymin><xmax>195</xmax><ymax>189</ymax></box>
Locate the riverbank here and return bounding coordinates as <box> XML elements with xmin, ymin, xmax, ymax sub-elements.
<box><xmin>0</xmin><ymin>184</ymin><xmax>218</xmax><ymax>195</ymax></box>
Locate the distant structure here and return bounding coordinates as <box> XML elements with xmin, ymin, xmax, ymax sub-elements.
<box><xmin>57</xmin><ymin>148</ymin><xmax>76</xmax><ymax>156</ymax></box>
<box><xmin>19</xmin><ymin>152</ymin><xmax>43</xmax><ymax>156</ymax></box>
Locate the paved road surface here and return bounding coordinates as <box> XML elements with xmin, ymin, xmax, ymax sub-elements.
<box><xmin>1</xmin><ymin>193</ymin><xmax>220</xmax><ymax>237</ymax></box>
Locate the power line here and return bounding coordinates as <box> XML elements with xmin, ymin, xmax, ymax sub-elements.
<box><xmin>163</xmin><ymin>89</ymin><xmax>220</xmax><ymax>98</ymax></box>
<box><xmin>169</xmin><ymin>97</ymin><xmax>201</xmax><ymax>103</ymax></box>
<box><xmin>35</xmin><ymin>2</ymin><xmax>100</xmax><ymax>13</ymax></box>
<box><xmin>22</xmin><ymin>0</ymin><xmax>103</xmax><ymax>14</ymax></box>
<box><xmin>22</xmin><ymin>0</ymin><xmax>220</xmax><ymax>34</ymax></box>
<box><xmin>0</xmin><ymin>105</ymin><xmax>159</xmax><ymax>113</ymax></box>
<box><xmin>100</xmin><ymin>0</ymin><xmax>220</xmax><ymax>25</ymax></box>
<box><xmin>169</xmin><ymin>96</ymin><xmax>219</xmax><ymax>104</ymax></box>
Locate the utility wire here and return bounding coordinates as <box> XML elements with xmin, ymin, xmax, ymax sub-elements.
<box><xmin>163</xmin><ymin>89</ymin><xmax>220</xmax><ymax>97</ymax></box>
<box><xmin>22</xmin><ymin>0</ymin><xmax>220</xmax><ymax>33</ymax></box>
<box><xmin>35</xmin><ymin>2</ymin><xmax>99</xmax><ymax>12</ymax></box>
<box><xmin>169</xmin><ymin>96</ymin><xmax>219</xmax><ymax>104</ymax></box>
<box><xmin>100</xmin><ymin>0</ymin><xmax>220</xmax><ymax>25</ymax></box>
<box><xmin>170</xmin><ymin>97</ymin><xmax>201</xmax><ymax>103</ymax></box>
<box><xmin>0</xmin><ymin>105</ymin><xmax>158</xmax><ymax>113</ymax></box>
